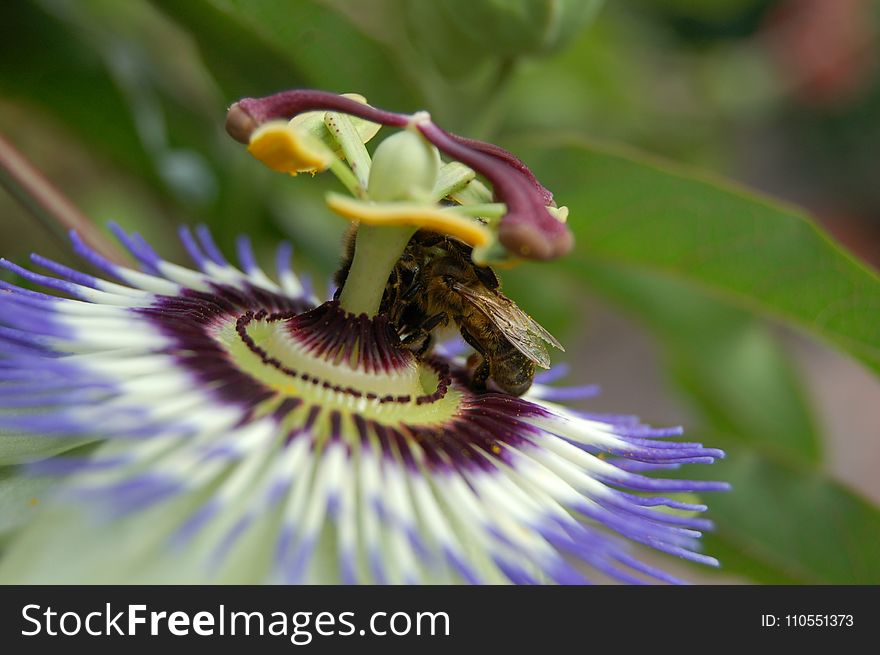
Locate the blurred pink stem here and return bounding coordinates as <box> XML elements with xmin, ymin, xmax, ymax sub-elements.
<box><xmin>0</xmin><ymin>133</ymin><xmax>129</xmax><ymax>266</ymax></box>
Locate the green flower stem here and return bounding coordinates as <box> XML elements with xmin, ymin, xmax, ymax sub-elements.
<box><xmin>327</xmin><ymin>158</ymin><xmax>363</xmax><ymax>198</ymax></box>
<box><xmin>325</xmin><ymin>112</ymin><xmax>372</xmax><ymax>191</ymax></box>
<box><xmin>337</xmin><ymin>224</ymin><xmax>417</xmax><ymax>316</ymax></box>
<box><xmin>433</xmin><ymin>162</ymin><xmax>475</xmax><ymax>200</ymax></box>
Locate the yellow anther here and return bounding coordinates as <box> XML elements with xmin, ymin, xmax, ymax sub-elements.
<box><xmin>325</xmin><ymin>193</ymin><xmax>493</xmax><ymax>248</ymax></box>
<box><xmin>247</xmin><ymin>121</ymin><xmax>334</xmax><ymax>174</ymax></box>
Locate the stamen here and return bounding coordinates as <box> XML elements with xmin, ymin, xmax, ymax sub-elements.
<box><xmin>225</xmin><ymin>89</ymin><xmax>573</xmax><ymax>261</ymax></box>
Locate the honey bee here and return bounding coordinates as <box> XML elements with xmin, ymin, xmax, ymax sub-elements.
<box><xmin>334</xmin><ymin>229</ymin><xmax>563</xmax><ymax>395</ymax></box>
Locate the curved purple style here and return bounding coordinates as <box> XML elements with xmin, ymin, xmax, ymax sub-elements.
<box><xmin>226</xmin><ymin>88</ymin><xmax>573</xmax><ymax>260</ymax></box>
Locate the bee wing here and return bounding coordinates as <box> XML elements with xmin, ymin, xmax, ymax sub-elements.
<box><xmin>451</xmin><ymin>282</ymin><xmax>564</xmax><ymax>369</ymax></box>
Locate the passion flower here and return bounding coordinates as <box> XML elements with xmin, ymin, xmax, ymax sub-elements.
<box><xmin>0</xmin><ymin>90</ymin><xmax>728</xmax><ymax>584</ymax></box>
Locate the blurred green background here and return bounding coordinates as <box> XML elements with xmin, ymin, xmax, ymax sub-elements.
<box><xmin>1</xmin><ymin>0</ymin><xmax>879</xmax><ymax>583</ymax></box>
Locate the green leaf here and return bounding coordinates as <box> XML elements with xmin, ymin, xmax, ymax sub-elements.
<box><xmin>519</xmin><ymin>136</ymin><xmax>880</xmax><ymax>377</ymax></box>
<box><xmin>437</xmin><ymin>0</ymin><xmax>605</xmax><ymax>57</ymax></box>
<box><xmin>500</xmin><ymin>267</ymin><xmax>581</xmax><ymax>341</ymax></box>
<box><xmin>563</xmin><ymin>230</ymin><xmax>879</xmax><ymax>583</ymax></box>
<box><xmin>507</xmin><ymin>135</ymin><xmax>879</xmax><ymax>583</ymax></box>
<box><xmin>1</xmin><ymin>1</ymin><xmax>231</xmax><ymax>214</ymax></box>
<box><xmin>152</xmin><ymin>0</ymin><xmax>419</xmax><ymax>108</ymax></box>
<box><xmin>583</xmin><ymin>263</ymin><xmax>821</xmax><ymax>462</ymax></box>
<box><xmin>0</xmin><ymin>2</ymin><xmax>152</xmax><ymax>178</ymax></box>
<box><xmin>703</xmin><ymin>446</ymin><xmax>880</xmax><ymax>584</ymax></box>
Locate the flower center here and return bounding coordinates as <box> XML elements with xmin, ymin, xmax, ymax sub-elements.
<box><xmin>227</xmin><ymin>301</ymin><xmax>423</xmax><ymax>397</ymax></box>
<box><xmin>130</xmin><ymin>274</ymin><xmax>550</xmax><ymax>473</ymax></box>
<box><xmin>153</xmin><ymin>292</ymin><xmax>464</xmax><ymax>426</ymax></box>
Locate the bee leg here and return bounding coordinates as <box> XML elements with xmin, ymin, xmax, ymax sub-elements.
<box><xmin>332</xmin><ymin>264</ymin><xmax>349</xmax><ymax>300</ymax></box>
<box><xmin>471</xmin><ymin>357</ymin><xmax>490</xmax><ymax>391</ymax></box>
<box><xmin>421</xmin><ymin>311</ymin><xmax>447</xmax><ymax>332</ymax></box>
<box><xmin>402</xmin><ymin>332</ymin><xmax>433</xmax><ymax>358</ymax></box>
<box><xmin>415</xmin><ymin>312</ymin><xmax>447</xmax><ymax>356</ymax></box>
<box><xmin>401</xmin><ymin>312</ymin><xmax>447</xmax><ymax>357</ymax></box>
<box><xmin>387</xmin><ymin>262</ymin><xmax>422</xmax><ymax>323</ymax></box>
<box><xmin>382</xmin><ymin>266</ymin><xmax>402</xmax><ymax>315</ymax></box>
<box><xmin>332</xmin><ymin>227</ymin><xmax>358</xmax><ymax>298</ymax></box>
<box><xmin>458</xmin><ymin>327</ymin><xmax>490</xmax><ymax>391</ymax></box>
<box><xmin>458</xmin><ymin>325</ymin><xmax>482</xmax><ymax>354</ymax></box>
<box><xmin>399</xmin><ymin>266</ymin><xmax>422</xmax><ymax>301</ymax></box>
